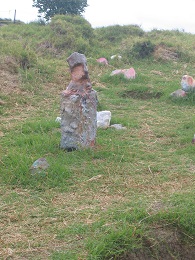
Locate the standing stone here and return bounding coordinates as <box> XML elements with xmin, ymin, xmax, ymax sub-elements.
<box><xmin>60</xmin><ymin>52</ymin><xmax>97</xmax><ymax>150</ymax></box>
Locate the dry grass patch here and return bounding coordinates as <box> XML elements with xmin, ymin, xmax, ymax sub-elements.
<box><xmin>0</xmin><ymin>182</ymin><xmax>131</xmax><ymax>259</ymax></box>
<box><xmin>154</xmin><ymin>44</ymin><xmax>179</xmax><ymax>61</ymax></box>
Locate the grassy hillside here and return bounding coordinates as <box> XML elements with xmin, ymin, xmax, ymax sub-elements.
<box><xmin>0</xmin><ymin>15</ymin><xmax>195</xmax><ymax>259</ymax></box>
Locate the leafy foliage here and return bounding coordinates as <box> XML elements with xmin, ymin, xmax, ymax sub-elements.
<box><xmin>49</xmin><ymin>15</ymin><xmax>94</xmax><ymax>54</ymax></box>
<box><xmin>95</xmin><ymin>24</ymin><xmax>144</xmax><ymax>43</ymax></box>
<box><xmin>32</xmin><ymin>0</ymin><xmax>88</xmax><ymax>21</ymax></box>
<box><xmin>131</xmin><ymin>40</ymin><xmax>155</xmax><ymax>58</ymax></box>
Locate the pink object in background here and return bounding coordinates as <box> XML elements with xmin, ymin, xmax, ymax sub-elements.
<box><xmin>170</xmin><ymin>89</ymin><xmax>186</xmax><ymax>97</ymax></box>
<box><xmin>96</xmin><ymin>57</ymin><xmax>108</xmax><ymax>65</ymax></box>
<box><xmin>122</xmin><ymin>68</ymin><xmax>136</xmax><ymax>79</ymax></box>
<box><xmin>111</xmin><ymin>67</ymin><xmax>136</xmax><ymax>79</ymax></box>
<box><xmin>110</xmin><ymin>69</ymin><xmax>123</xmax><ymax>76</ymax></box>
<box><xmin>192</xmin><ymin>134</ymin><xmax>195</xmax><ymax>144</ymax></box>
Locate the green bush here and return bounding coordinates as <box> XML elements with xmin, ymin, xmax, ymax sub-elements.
<box><xmin>131</xmin><ymin>40</ymin><xmax>155</xmax><ymax>58</ymax></box>
<box><xmin>0</xmin><ymin>39</ymin><xmax>37</xmax><ymax>69</ymax></box>
<box><xmin>95</xmin><ymin>24</ymin><xmax>144</xmax><ymax>43</ymax></box>
<box><xmin>18</xmin><ymin>48</ymin><xmax>37</xmax><ymax>69</ymax></box>
<box><xmin>29</xmin><ymin>19</ymin><xmax>46</xmax><ymax>26</ymax></box>
<box><xmin>57</xmin><ymin>14</ymin><xmax>94</xmax><ymax>39</ymax></box>
<box><xmin>49</xmin><ymin>15</ymin><xmax>94</xmax><ymax>54</ymax></box>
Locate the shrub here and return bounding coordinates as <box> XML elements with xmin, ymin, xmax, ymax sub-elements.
<box><xmin>57</xmin><ymin>14</ymin><xmax>94</xmax><ymax>39</ymax></box>
<box><xmin>131</xmin><ymin>40</ymin><xmax>155</xmax><ymax>58</ymax></box>
<box><xmin>18</xmin><ymin>48</ymin><xmax>37</xmax><ymax>69</ymax></box>
<box><xmin>29</xmin><ymin>19</ymin><xmax>46</xmax><ymax>26</ymax></box>
<box><xmin>49</xmin><ymin>15</ymin><xmax>94</xmax><ymax>54</ymax></box>
<box><xmin>95</xmin><ymin>24</ymin><xmax>144</xmax><ymax>43</ymax></box>
<box><xmin>0</xmin><ymin>39</ymin><xmax>37</xmax><ymax>69</ymax></box>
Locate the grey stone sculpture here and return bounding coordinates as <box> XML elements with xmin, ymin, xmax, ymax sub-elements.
<box><xmin>60</xmin><ymin>52</ymin><xmax>97</xmax><ymax>151</ymax></box>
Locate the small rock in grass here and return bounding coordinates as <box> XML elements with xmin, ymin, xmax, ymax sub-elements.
<box><xmin>170</xmin><ymin>89</ymin><xmax>186</xmax><ymax>97</ymax></box>
<box><xmin>97</xmin><ymin>111</ymin><xmax>111</xmax><ymax>128</ymax></box>
<box><xmin>30</xmin><ymin>158</ymin><xmax>49</xmax><ymax>175</ymax></box>
<box><xmin>110</xmin><ymin>124</ymin><xmax>127</xmax><ymax>130</ymax></box>
<box><xmin>96</xmin><ymin>57</ymin><xmax>108</xmax><ymax>65</ymax></box>
<box><xmin>111</xmin><ymin>67</ymin><xmax>136</xmax><ymax>79</ymax></box>
<box><xmin>111</xmin><ymin>55</ymin><xmax>122</xmax><ymax>60</ymax></box>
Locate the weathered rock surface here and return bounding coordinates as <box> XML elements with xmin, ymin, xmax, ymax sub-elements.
<box><xmin>60</xmin><ymin>52</ymin><xmax>97</xmax><ymax>150</ymax></box>
<box><xmin>181</xmin><ymin>74</ymin><xmax>195</xmax><ymax>92</ymax></box>
<box><xmin>96</xmin><ymin>57</ymin><xmax>108</xmax><ymax>65</ymax></box>
<box><xmin>110</xmin><ymin>124</ymin><xmax>127</xmax><ymax>130</ymax></box>
<box><xmin>170</xmin><ymin>89</ymin><xmax>186</xmax><ymax>97</ymax></box>
<box><xmin>97</xmin><ymin>111</ymin><xmax>111</xmax><ymax>128</ymax></box>
<box><xmin>30</xmin><ymin>158</ymin><xmax>49</xmax><ymax>175</ymax></box>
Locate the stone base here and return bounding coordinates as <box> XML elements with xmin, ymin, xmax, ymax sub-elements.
<box><xmin>60</xmin><ymin>91</ymin><xmax>97</xmax><ymax>150</ymax></box>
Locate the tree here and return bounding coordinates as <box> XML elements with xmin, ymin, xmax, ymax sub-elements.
<box><xmin>32</xmin><ymin>0</ymin><xmax>88</xmax><ymax>21</ymax></box>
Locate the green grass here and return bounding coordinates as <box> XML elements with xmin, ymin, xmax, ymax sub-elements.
<box><xmin>0</xmin><ymin>16</ymin><xmax>195</xmax><ymax>259</ymax></box>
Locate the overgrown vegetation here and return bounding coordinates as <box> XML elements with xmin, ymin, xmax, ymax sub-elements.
<box><xmin>0</xmin><ymin>15</ymin><xmax>195</xmax><ymax>259</ymax></box>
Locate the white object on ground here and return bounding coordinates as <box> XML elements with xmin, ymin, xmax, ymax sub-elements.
<box><xmin>111</xmin><ymin>55</ymin><xmax>122</xmax><ymax>59</ymax></box>
<box><xmin>110</xmin><ymin>124</ymin><xmax>127</xmax><ymax>130</ymax></box>
<box><xmin>97</xmin><ymin>111</ymin><xmax>111</xmax><ymax>128</ymax></box>
<box><xmin>55</xmin><ymin>117</ymin><xmax>62</xmax><ymax>123</ymax></box>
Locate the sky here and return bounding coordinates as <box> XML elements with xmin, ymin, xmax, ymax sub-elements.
<box><xmin>0</xmin><ymin>0</ymin><xmax>195</xmax><ymax>34</ymax></box>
